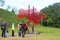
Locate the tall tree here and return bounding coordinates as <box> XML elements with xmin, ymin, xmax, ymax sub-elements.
<box><xmin>40</xmin><ymin>2</ymin><xmax>60</xmax><ymax>28</ymax></box>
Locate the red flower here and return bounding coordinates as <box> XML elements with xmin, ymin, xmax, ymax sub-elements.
<box><xmin>17</xmin><ymin>8</ymin><xmax>46</xmax><ymax>24</ymax></box>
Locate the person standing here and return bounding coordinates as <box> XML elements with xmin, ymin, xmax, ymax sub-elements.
<box><xmin>1</xmin><ymin>21</ymin><xmax>7</xmax><ymax>38</ymax></box>
<box><xmin>18</xmin><ymin>22</ymin><xmax>22</xmax><ymax>37</ymax></box>
<box><xmin>19</xmin><ymin>21</ymin><xmax>26</xmax><ymax>37</ymax></box>
<box><xmin>5</xmin><ymin>27</ymin><xmax>8</xmax><ymax>37</ymax></box>
<box><xmin>21</xmin><ymin>21</ymin><xmax>27</xmax><ymax>37</ymax></box>
<box><xmin>12</xmin><ymin>23</ymin><xmax>15</xmax><ymax>37</ymax></box>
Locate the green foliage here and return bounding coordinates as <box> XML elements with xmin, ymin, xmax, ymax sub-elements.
<box><xmin>0</xmin><ymin>8</ymin><xmax>19</xmax><ymax>27</ymax></box>
<box><xmin>0</xmin><ymin>8</ymin><xmax>28</xmax><ymax>28</ymax></box>
<box><xmin>40</xmin><ymin>2</ymin><xmax>60</xmax><ymax>28</ymax></box>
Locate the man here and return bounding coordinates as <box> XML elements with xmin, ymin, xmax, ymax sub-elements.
<box><xmin>1</xmin><ymin>21</ymin><xmax>7</xmax><ymax>38</ymax></box>
<box><xmin>19</xmin><ymin>21</ymin><xmax>26</xmax><ymax>37</ymax></box>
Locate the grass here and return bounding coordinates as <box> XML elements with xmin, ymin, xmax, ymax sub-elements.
<box><xmin>36</xmin><ymin>26</ymin><xmax>60</xmax><ymax>40</ymax></box>
<box><xmin>0</xmin><ymin>25</ymin><xmax>60</xmax><ymax>40</ymax></box>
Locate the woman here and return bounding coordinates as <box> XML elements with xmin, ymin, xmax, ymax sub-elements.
<box><xmin>12</xmin><ymin>23</ymin><xmax>15</xmax><ymax>37</ymax></box>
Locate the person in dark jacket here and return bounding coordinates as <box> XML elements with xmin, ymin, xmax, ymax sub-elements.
<box><xmin>19</xmin><ymin>21</ymin><xmax>26</xmax><ymax>37</ymax></box>
<box><xmin>1</xmin><ymin>21</ymin><xmax>7</xmax><ymax>38</ymax></box>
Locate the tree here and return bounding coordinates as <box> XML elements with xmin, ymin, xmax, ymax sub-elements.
<box><xmin>0</xmin><ymin>0</ymin><xmax>5</xmax><ymax>7</ymax></box>
<box><xmin>40</xmin><ymin>2</ymin><xmax>60</xmax><ymax>28</ymax></box>
<box><xmin>7</xmin><ymin>5</ymin><xmax>11</xmax><ymax>10</ymax></box>
<box><xmin>17</xmin><ymin>6</ymin><xmax>46</xmax><ymax>33</ymax></box>
<box><xmin>11</xmin><ymin>7</ymin><xmax>17</xmax><ymax>13</ymax></box>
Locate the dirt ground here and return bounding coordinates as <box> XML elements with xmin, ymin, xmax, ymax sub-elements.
<box><xmin>0</xmin><ymin>34</ymin><xmax>40</xmax><ymax>40</ymax></box>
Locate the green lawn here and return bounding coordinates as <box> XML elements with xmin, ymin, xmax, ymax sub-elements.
<box><xmin>36</xmin><ymin>26</ymin><xmax>60</xmax><ymax>40</ymax></box>
<box><xmin>0</xmin><ymin>25</ymin><xmax>60</xmax><ymax>40</ymax></box>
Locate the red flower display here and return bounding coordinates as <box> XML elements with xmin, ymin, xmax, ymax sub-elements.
<box><xmin>17</xmin><ymin>7</ymin><xmax>46</xmax><ymax>25</ymax></box>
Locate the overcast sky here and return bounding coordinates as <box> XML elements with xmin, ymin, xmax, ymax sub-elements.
<box><xmin>0</xmin><ymin>0</ymin><xmax>60</xmax><ymax>11</ymax></box>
